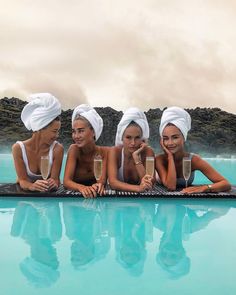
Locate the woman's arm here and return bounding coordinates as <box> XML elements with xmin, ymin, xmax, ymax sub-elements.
<box><xmin>155</xmin><ymin>139</ymin><xmax>177</xmax><ymax>190</ymax></box>
<box><xmin>12</xmin><ymin>143</ymin><xmax>48</xmax><ymax>192</ymax></box>
<box><xmin>108</xmin><ymin>147</ymin><xmax>152</xmax><ymax>192</ymax></box>
<box><xmin>132</xmin><ymin>144</ymin><xmax>155</xmax><ymax>180</ymax></box>
<box><xmin>182</xmin><ymin>155</ymin><xmax>231</xmax><ymax>193</ymax></box>
<box><xmin>155</xmin><ymin>154</ymin><xmax>177</xmax><ymax>191</ymax></box>
<box><xmin>47</xmin><ymin>143</ymin><xmax>64</xmax><ymax>189</ymax></box>
<box><xmin>63</xmin><ymin>145</ymin><xmax>97</xmax><ymax>197</ymax></box>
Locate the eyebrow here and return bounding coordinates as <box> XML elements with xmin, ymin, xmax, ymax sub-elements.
<box><xmin>72</xmin><ymin>127</ymin><xmax>85</xmax><ymax>131</ymax></box>
<box><xmin>163</xmin><ymin>133</ymin><xmax>181</xmax><ymax>137</ymax></box>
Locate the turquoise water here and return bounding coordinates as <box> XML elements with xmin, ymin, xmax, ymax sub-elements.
<box><xmin>0</xmin><ymin>198</ymin><xmax>236</xmax><ymax>295</ymax></box>
<box><xmin>1</xmin><ymin>155</ymin><xmax>236</xmax><ymax>294</ymax></box>
<box><xmin>1</xmin><ymin>154</ymin><xmax>235</xmax><ymax>184</ymax></box>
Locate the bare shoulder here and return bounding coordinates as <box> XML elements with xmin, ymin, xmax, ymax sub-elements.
<box><xmin>67</xmin><ymin>144</ymin><xmax>80</xmax><ymax>157</ymax></box>
<box><xmin>54</xmin><ymin>142</ymin><xmax>64</xmax><ymax>152</ymax></box>
<box><xmin>146</xmin><ymin>145</ymin><xmax>154</xmax><ymax>154</ymax></box>
<box><xmin>108</xmin><ymin>146</ymin><xmax>122</xmax><ymax>161</ymax></box>
<box><xmin>12</xmin><ymin>142</ymin><xmax>20</xmax><ymax>152</ymax></box>
<box><xmin>155</xmin><ymin>153</ymin><xmax>165</xmax><ymax>161</ymax></box>
<box><xmin>97</xmin><ymin>145</ymin><xmax>110</xmax><ymax>156</ymax></box>
<box><xmin>191</xmin><ymin>153</ymin><xmax>207</xmax><ymax>168</ymax></box>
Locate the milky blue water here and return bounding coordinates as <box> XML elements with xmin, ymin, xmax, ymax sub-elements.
<box><xmin>1</xmin><ymin>154</ymin><xmax>235</xmax><ymax>184</ymax></box>
<box><xmin>1</xmin><ymin>155</ymin><xmax>236</xmax><ymax>294</ymax></box>
<box><xmin>0</xmin><ymin>198</ymin><xmax>236</xmax><ymax>295</ymax></box>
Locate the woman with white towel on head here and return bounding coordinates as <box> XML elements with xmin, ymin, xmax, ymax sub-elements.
<box><xmin>12</xmin><ymin>93</ymin><xmax>64</xmax><ymax>192</ymax></box>
<box><xmin>63</xmin><ymin>104</ymin><xmax>108</xmax><ymax>198</ymax></box>
<box><xmin>108</xmin><ymin>107</ymin><xmax>154</xmax><ymax>192</ymax></box>
<box><xmin>156</xmin><ymin>106</ymin><xmax>231</xmax><ymax>193</ymax></box>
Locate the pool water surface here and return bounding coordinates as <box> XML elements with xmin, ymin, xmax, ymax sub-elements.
<box><xmin>0</xmin><ymin>197</ymin><xmax>236</xmax><ymax>295</ymax></box>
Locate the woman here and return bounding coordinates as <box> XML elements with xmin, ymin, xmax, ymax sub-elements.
<box><xmin>108</xmin><ymin>107</ymin><xmax>154</xmax><ymax>192</ymax></box>
<box><xmin>12</xmin><ymin>93</ymin><xmax>64</xmax><ymax>192</ymax></box>
<box><xmin>155</xmin><ymin>106</ymin><xmax>231</xmax><ymax>193</ymax></box>
<box><xmin>63</xmin><ymin>104</ymin><xmax>108</xmax><ymax>198</ymax></box>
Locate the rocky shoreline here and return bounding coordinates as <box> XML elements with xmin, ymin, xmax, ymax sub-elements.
<box><xmin>1</xmin><ymin>97</ymin><xmax>236</xmax><ymax>156</ymax></box>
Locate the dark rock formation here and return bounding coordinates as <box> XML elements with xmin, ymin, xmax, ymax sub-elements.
<box><xmin>0</xmin><ymin>97</ymin><xmax>236</xmax><ymax>156</ymax></box>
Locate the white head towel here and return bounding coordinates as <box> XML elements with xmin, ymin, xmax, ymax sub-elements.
<box><xmin>159</xmin><ymin>107</ymin><xmax>191</xmax><ymax>140</ymax></box>
<box><xmin>115</xmin><ymin>107</ymin><xmax>149</xmax><ymax>146</ymax></box>
<box><xmin>72</xmin><ymin>104</ymin><xmax>103</xmax><ymax>141</ymax></box>
<box><xmin>21</xmin><ymin>93</ymin><xmax>61</xmax><ymax>131</ymax></box>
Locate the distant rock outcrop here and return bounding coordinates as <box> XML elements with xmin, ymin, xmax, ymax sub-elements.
<box><xmin>0</xmin><ymin>97</ymin><xmax>236</xmax><ymax>156</ymax></box>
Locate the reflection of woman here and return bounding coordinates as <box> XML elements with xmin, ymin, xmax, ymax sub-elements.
<box><xmin>63</xmin><ymin>105</ymin><xmax>108</xmax><ymax>198</ymax></box>
<box><xmin>155</xmin><ymin>106</ymin><xmax>231</xmax><ymax>193</ymax></box>
<box><xmin>113</xmin><ymin>205</ymin><xmax>147</xmax><ymax>276</ymax></box>
<box><xmin>11</xmin><ymin>201</ymin><xmax>62</xmax><ymax>288</ymax></box>
<box><xmin>12</xmin><ymin>93</ymin><xmax>63</xmax><ymax>192</ymax></box>
<box><xmin>108</xmin><ymin>107</ymin><xmax>154</xmax><ymax>192</ymax></box>
<box><xmin>154</xmin><ymin>204</ymin><xmax>190</xmax><ymax>279</ymax></box>
<box><xmin>63</xmin><ymin>201</ymin><xmax>110</xmax><ymax>270</ymax></box>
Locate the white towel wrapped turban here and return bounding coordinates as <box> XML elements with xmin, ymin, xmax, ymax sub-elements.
<box><xmin>21</xmin><ymin>93</ymin><xmax>61</xmax><ymax>131</ymax></box>
<box><xmin>115</xmin><ymin>107</ymin><xmax>150</xmax><ymax>146</ymax></box>
<box><xmin>159</xmin><ymin>106</ymin><xmax>191</xmax><ymax>140</ymax></box>
<box><xmin>72</xmin><ymin>104</ymin><xmax>103</xmax><ymax>141</ymax></box>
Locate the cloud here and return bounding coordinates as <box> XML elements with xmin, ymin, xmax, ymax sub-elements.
<box><xmin>0</xmin><ymin>0</ymin><xmax>235</xmax><ymax>113</ymax></box>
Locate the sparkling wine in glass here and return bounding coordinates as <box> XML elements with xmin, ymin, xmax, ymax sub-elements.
<box><xmin>145</xmin><ymin>156</ymin><xmax>155</xmax><ymax>176</ymax></box>
<box><xmin>183</xmin><ymin>157</ymin><xmax>191</xmax><ymax>188</ymax></box>
<box><xmin>41</xmin><ymin>155</ymin><xmax>50</xmax><ymax>180</ymax></box>
<box><xmin>94</xmin><ymin>155</ymin><xmax>103</xmax><ymax>181</ymax></box>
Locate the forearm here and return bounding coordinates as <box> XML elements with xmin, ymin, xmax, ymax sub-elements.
<box><xmin>63</xmin><ymin>179</ymin><xmax>88</xmax><ymax>192</ymax></box>
<box><xmin>204</xmin><ymin>180</ymin><xmax>231</xmax><ymax>193</ymax></box>
<box><xmin>18</xmin><ymin>179</ymin><xmax>35</xmax><ymax>191</ymax></box>
<box><xmin>109</xmin><ymin>178</ymin><xmax>141</xmax><ymax>192</ymax></box>
<box><xmin>135</xmin><ymin>163</ymin><xmax>146</xmax><ymax>179</ymax></box>
<box><xmin>163</xmin><ymin>156</ymin><xmax>177</xmax><ymax>190</ymax></box>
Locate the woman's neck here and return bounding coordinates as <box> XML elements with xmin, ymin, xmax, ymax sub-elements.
<box><xmin>27</xmin><ymin>133</ymin><xmax>50</xmax><ymax>153</ymax></box>
<box><xmin>80</xmin><ymin>143</ymin><xmax>97</xmax><ymax>155</ymax></box>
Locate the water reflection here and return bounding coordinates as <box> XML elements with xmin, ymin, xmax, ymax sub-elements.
<box><xmin>154</xmin><ymin>204</ymin><xmax>190</xmax><ymax>279</ymax></box>
<box><xmin>63</xmin><ymin>199</ymin><xmax>110</xmax><ymax>270</ymax></box>
<box><xmin>107</xmin><ymin>201</ymin><xmax>153</xmax><ymax>276</ymax></box>
<box><xmin>10</xmin><ymin>201</ymin><xmax>62</xmax><ymax>288</ymax></box>
<box><xmin>8</xmin><ymin>198</ymin><xmax>233</xmax><ymax>287</ymax></box>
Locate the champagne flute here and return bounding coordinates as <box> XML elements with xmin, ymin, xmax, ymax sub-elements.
<box><xmin>183</xmin><ymin>157</ymin><xmax>191</xmax><ymax>188</ymax></box>
<box><xmin>41</xmin><ymin>155</ymin><xmax>50</xmax><ymax>181</ymax></box>
<box><xmin>94</xmin><ymin>154</ymin><xmax>103</xmax><ymax>181</ymax></box>
<box><xmin>145</xmin><ymin>156</ymin><xmax>155</xmax><ymax>176</ymax></box>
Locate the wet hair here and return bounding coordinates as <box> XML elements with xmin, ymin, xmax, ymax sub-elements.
<box><xmin>164</xmin><ymin>123</ymin><xmax>184</xmax><ymax>138</ymax></box>
<box><xmin>73</xmin><ymin>114</ymin><xmax>95</xmax><ymax>140</ymax></box>
<box><xmin>124</xmin><ymin>121</ymin><xmax>143</xmax><ymax>136</ymax></box>
<box><xmin>74</xmin><ymin>114</ymin><xmax>93</xmax><ymax>130</ymax></box>
<box><xmin>42</xmin><ymin>116</ymin><xmax>61</xmax><ymax>130</ymax></box>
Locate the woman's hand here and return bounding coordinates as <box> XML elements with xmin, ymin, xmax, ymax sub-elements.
<box><xmin>92</xmin><ymin>183</ymin><xmax>105</xmax><ymax>196</ymax></box>
<box><xmin>29</xmin><ymin>180</ymin><xmax>49</xmax><ymax>192</ymax></box>
<box><xmin>132</xmin><ymin>142</ymin><xmax>147</xmax><ymax>162</ymax></box>
<box><xmin>47</xmin><ymin>178</ymin><xmax>59</xmax><ymax>191</ymax></box>
<box><xmin>139</xmin><ymin>175</ymin><xmax>153</xmax><ymax>192</ymax></box>
<box><xmin>80</xmin><ymin>185</ymin><xmax>97</xmax><ymax>198</ymax></box>
<box><xmin>160</xmin><ymin>138</ymin><xmax>173</xmax><ymax>157</ymax></box>
<box><xmin>181</xmin><ymin>185</ymin><xmax>208</xmax><ymax>194</ymax></box>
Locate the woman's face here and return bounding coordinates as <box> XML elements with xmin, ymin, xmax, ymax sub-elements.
<box><xmin>40</xmin><ymin>120</ymin><xmax>61</xmax><ymax>145</ymax></box>
<box><xmin>122</xmin><ymin>125</ymin><xmax>143</xmax><ymax>153</ymax></box>
<box><xmin>162</xmin><ymin>125</ymin><xmax>184</xmax><ymax>154</ymax></box>
<box><xmin>72</xmin><ymin>119</ymin><xmax>95</xmax><ymax>147</ymax></box>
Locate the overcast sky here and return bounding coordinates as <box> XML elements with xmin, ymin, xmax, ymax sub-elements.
<box><xmin>0</xmin><ymin>0</ymin><xmax>236</xmax><ymax>113</ymax></box>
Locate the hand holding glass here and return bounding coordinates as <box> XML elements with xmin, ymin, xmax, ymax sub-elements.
<box><xmin>183</xmin><ymin>157</ymin><xmax>191</xmax><ymax>188</ymax></box>
<box><xmin>94</xmin><ymin>155</ymin><xmax>103</xmax><ymax>181</ymax></box>
<box><xmin>41</xmin><ymin>155</ymin><xmax>50</xmax><ymax>181</ymax></box>
<box><xmin>145</xmin><ymin>156</ymin><xmax>155</xmax><ymax>176</ymax></box>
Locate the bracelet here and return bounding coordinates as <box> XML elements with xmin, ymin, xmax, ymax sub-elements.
<box><xmin>135</xmin><ymin>160</ymin><xmax>142</xmax><ymax>165</ymax></box>
<box><xmin>206</xmin><ymin>184</ymin><xmax>212</xmax><ymax>192</ymax></box>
